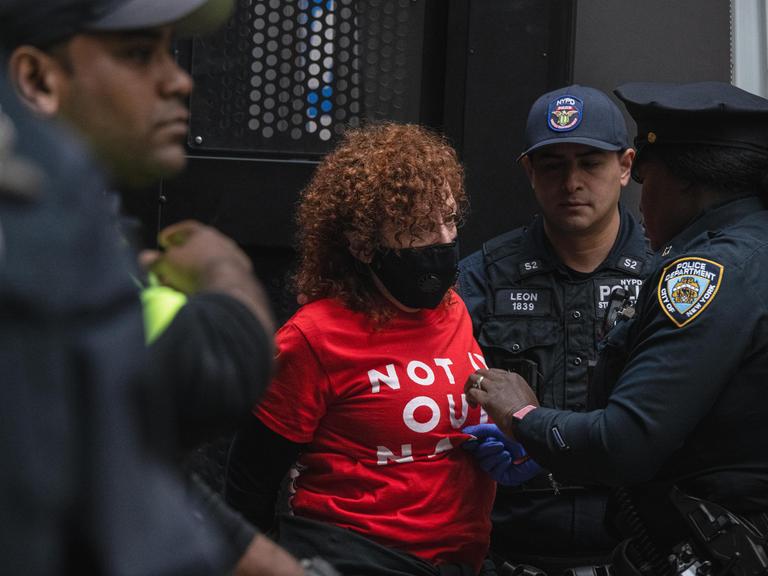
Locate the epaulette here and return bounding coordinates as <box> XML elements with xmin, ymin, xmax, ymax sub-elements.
<box><xmin>482</xmin><ymin>227</ymin><xmax>527</xmax><ymax>264</ymax></box>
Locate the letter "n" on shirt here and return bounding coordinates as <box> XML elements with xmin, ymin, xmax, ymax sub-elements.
<box><xmin>368</xmin><ymin>363</ymin><xmax>400</xmax><ymax>393</ymax></box>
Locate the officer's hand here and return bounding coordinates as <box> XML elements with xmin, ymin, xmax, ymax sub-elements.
<box><xmin>463</xmin><ymin>424</ymin><xmax>543</xmax><ymax>486</ymax></box>
<box><xmin>140</xmin><ymin>220</ymin><xmax>274</xmax><ymax>335</ymax></box>
<box><xmin>464</xmin><ymin>369</ymin><xmax>538</xmax><ymax>438</ymax></box>
<box><xmin>139</xmin><ymin>220</ymin><xmax>252</xmax><ymax>293</ymax></box>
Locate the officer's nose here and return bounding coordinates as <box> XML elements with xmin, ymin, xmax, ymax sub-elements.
<box><xmin>161</xmin><ymin>57</ymin><xmax>194</xmax><ymax>99</ymax></box>
<box><xmin>562</xmin><ymin>163</ymin><xmax>583</xmax><ymax>193</ymax></box>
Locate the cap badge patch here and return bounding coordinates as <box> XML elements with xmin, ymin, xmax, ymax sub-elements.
<box><xmin>548</xmin><ymin>96</ymin><xmax>583</xmax><ymax>132</ymax></box>
<box><xmin>657</xmin><ymin>257</ymin><xmax>723</xmax><ymax>327</ymax></box>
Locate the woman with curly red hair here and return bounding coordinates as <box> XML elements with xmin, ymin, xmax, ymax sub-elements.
<box><xmin>226</xmin><ymin>122</ymin><xmax>495</xmax><ymax>575</ymax></box>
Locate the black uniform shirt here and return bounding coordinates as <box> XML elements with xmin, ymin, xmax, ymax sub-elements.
<box><xmin>459</xmin><ymin>205</ymin><xmax>652</xmax><ymax>410</ymax></box>
<box><xmin>517</xmin><ymin>197</ymin><xmax>768</xmax><ymax>513</ymax></box>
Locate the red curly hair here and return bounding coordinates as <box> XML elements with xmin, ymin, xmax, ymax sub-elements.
<box><xmin>294</xmin><ymin>122</ymin><xmax>468</xmax><ymax>324</ymax></box>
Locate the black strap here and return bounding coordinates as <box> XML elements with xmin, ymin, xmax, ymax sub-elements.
<box><xmin>276</xmin><ymin>514</ymin><xmax>476</xmax><ymax>576</ymax></box>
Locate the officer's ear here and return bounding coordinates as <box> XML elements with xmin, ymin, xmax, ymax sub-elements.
<box><xmin>7</xmin><ymin>45</ymin><xmax>69</xmax><ymax>118</ymax></box>
<box><xmin>618</xmin><ymin>148</ymin><xmax>636</xmax><ymax>187</ymax></box>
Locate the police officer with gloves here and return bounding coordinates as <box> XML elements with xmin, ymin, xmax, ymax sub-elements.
<box><xmin>463</xmin><ymin>81</ymin><xmax>768</xmax><ymax>576</ymax></box>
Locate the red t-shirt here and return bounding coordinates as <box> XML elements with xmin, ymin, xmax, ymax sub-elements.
<box><xmin>255</xmin><ymin>291</ymin><xmax>495</xmax><ymax>571</ymax></box>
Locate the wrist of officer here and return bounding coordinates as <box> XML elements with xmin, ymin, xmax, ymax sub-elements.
<box><xmin>501</xmin><ymin>404</ymin><xmax>537</xmax><ymax>438</ymax></box>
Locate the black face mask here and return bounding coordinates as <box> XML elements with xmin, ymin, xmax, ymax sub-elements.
<box><xmin>369</xmin><ymin>241</ymin><xmax>459</xmax><ymax>310</ymax></box>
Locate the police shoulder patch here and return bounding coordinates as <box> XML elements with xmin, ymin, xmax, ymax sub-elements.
<box><xmin>657</xmin><ymin>256</ymin><xmax>724</xmax><ymax>328</ymax></box>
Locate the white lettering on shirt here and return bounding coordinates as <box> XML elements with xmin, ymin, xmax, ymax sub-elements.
<box><xmin>447</xmin><ymin>393</ymin><xmax>469</xmax><ymax>428</ymax></box>
<box><xmin>376</xmin><ymin>444</ymin><xmax>414</xmax><ymax>465</ymax></box>
<box><xmin>434</xmin><ymin>358</ymin><xmax>455</xmax><ymax>384</ymax></box>
<box><xmin>403</xmin><ymin>396</ymin><xmax>441</xmax><ymax>433</ymax></box>
<box><xmin>428</xmin><ymin>438</ymin><xmax>453</xmax><ymax>459</ymax></box>
<box><xmin>407</xmin><ymin>360</ymin><xmax>435</xmax><ymax>386</ymax></box>
<box><xmin>368</xmin><ymin>363</ymin><xmax>400</xmax><ymax>393</ymax></box>
<box><xmin>467</xmin><ymin>352</ymin><xmax>489</xmax><ymax>371</ymax></box>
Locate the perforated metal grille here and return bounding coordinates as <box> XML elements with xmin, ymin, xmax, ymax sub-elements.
<box><xmin>358</xmin><ymin>0</ymin><xmax>421</xmax><ymax>121</ymax></box>
<box><xmin>188</xmin><ymin>0</ymin><xmax>425</xmax><ymax>155</ymax></box>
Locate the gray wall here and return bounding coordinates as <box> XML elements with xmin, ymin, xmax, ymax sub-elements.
<box><xmin>572</xmin><ymin>0</ymin><xmax>732</xmax><ymax>212</ymax></box>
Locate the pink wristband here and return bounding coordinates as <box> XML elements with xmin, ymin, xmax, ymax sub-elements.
<box><xmin>512</xmin><ymin>404</ymin><xmax>537</xmax><ymax>422</ymax></box>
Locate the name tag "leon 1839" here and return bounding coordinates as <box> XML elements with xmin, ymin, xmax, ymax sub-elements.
<box><xmin>494</xmin><ymin>289</ymin><xmax>551</xmax><ymax>316</ymax></box>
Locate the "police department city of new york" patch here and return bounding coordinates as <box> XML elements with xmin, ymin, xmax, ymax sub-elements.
<box><xmin>657</xmin><ymin>257</ymin><xmax>724</xmax><ymax>328</ymax></box>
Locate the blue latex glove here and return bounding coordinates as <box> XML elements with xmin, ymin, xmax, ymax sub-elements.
<box><xmin>462</xmin><ymin>423</ymin><xmax>543</xmax><ymax>486</ymax></box>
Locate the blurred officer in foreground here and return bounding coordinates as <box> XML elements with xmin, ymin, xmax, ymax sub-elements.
<box><xmin>464</xmin><ymin>81</ymin><xmax>768</xmax><ymax>575</ymax></box>
<box><xmin>0</xmin><ymin>69</ymin><xmax>227</xmax><ymax>576</ymax></box>
<box><xmin>0</xmin><ymin>0</ymin><xmax>277</xmax><ymax>445</ymax></box>
<box><xmin>0</xmin><ymin>0</ymin><xmax>309</xmax><ymax>574</ymax></box>
<box><xmin>459</xmin><ymin>85</ymin><xmax>651</xmax><ymax>574</ymax></box>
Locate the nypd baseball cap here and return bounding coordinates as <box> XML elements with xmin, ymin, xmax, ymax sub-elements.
<box><xmin>614</xmin><ymin>81</ymin><xmax>768</xmax><ymax>154</ymax></box>
<box><xmin>519</xmin><ymin>84</ymin><xmax>629</xmax><ymax>160</ymax></box>
<box><xmin>0</xmin><ymin>0</ymin><xmax>234</xmax><ymax>51</ymax></box>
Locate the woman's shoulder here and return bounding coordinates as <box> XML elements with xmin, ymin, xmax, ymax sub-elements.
<box><xmin>285</xmin><ymin>298</ymin><xmax>369</xmax><ymax>334</ymax></box>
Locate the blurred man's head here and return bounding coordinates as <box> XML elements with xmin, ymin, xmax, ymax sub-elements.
<box><xmin>519</xmin><ymin>85</ymin><xmax>634</xmax><ymax>240</ymax></box>
<box><xmin>1</xmin><ymin>0</ymin><xmax>233</xmax><ymax>189</ymax></box>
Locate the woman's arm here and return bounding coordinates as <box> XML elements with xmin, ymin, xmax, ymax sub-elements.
<box><xmin>225</xmin><ymin>415</ymin><xmax>305</xmax><ymax>531</ymax></box>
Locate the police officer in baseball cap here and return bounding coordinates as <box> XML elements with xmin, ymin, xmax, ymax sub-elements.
<box><xmin>518</xmin><ymin>83</ymin><xmax>631</xmax><ymax>157</ymax></box>
<box><xmin>459</xmin><ymin>84</ymin><xmax>651</xmax><ymax>574</ymax></box>
<box><xmin>462</xmin><ymin>80</ymin><xmax>768</xmax><ymax>575</ymax></box>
